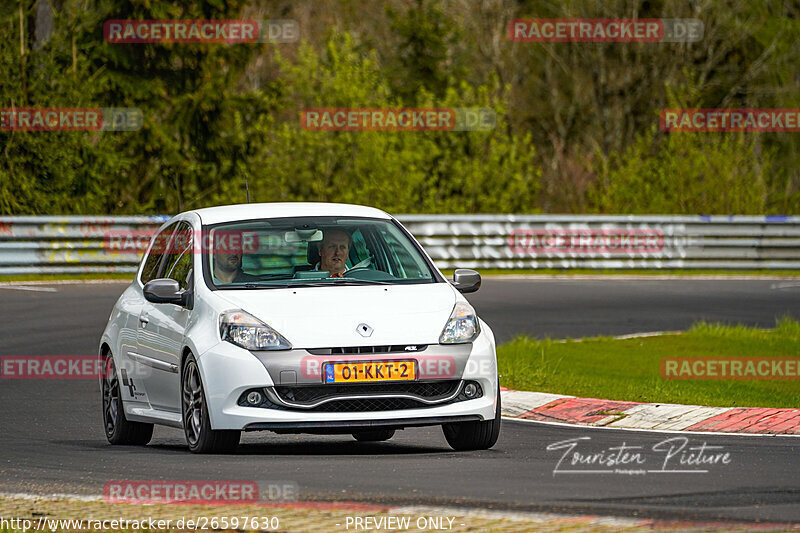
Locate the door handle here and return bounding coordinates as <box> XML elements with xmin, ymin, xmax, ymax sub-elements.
<box><xmin>139</xmin><ymin>316</ymin><xmax>150</xmax><ymax>326</ymax></box>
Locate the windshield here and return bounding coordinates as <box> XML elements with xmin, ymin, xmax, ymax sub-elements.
<box><xmin>203</xmin><ymin>216</ymin><xmax>437</xmax><ymax>289</ymax></box>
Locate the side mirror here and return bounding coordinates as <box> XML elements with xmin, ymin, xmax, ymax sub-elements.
<box><xmin>452</xmin><ymin>268</ymin><xmax>481</xmax><ymax>294</ymax></box>
<box><xmin>143</xmin><ymin>278</ymin><xmax>189</xmax><ymax>306</ymax></box>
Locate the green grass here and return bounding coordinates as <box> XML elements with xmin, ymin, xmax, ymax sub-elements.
<box><xmin>443</xmin><ymin>268</ymin><xmax>800</xmax><ymax>277</ymax></box>
<box><xmin>498</xmin><ymin>318</ymin><xmax>800</xmax><ymax>408</ymax></box>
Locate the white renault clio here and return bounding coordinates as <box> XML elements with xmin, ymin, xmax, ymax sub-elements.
<box><xmin>100</xmin><ymin>203</ymin><xmax>500</xmax><ymax>453</ymax></box>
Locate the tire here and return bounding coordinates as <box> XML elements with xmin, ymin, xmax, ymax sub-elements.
<box><xmin>352</xmin><ymin>429</ymin><xmax>395</xmax><ymax>442</ymax></box>
<box><xmin>102</xmin><ymin>353</ymin><xmax>153</xmax><ymax>445</ymax></box>
<box><xmin>442</xmin><ymin>381</ymin><xmax>501</xmax><ymax>451</ymax></box>
<box><xmin>182</xmin><ymin>353</ymin><xmax>240</xmax><ymax>454</ymax></box>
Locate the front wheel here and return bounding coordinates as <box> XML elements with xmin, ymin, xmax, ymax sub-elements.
<box><xmin>442</xmin><ymin>382</ymin><xmax>501</xmax><ymax>451</ymax></box>
<box><xmin>182</xmin><ymin>354</ymin><xmax>240</xmax><ymax>454</ymax></box>
<box><xmin>102</xmin><ymin>353</ymin><xmax>153</xmax><ymax>445</ymax></box>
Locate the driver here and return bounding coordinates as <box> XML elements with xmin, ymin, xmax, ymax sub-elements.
<box><xmin>316</xmin><ymin>229</ymin><xmax>351</xmax><ymax>278</ymax></box>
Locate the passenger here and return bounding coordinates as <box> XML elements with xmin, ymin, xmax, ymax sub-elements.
<box><xmin>212</xmin><ymin>232</ymin><xmax>258</xmax><ymax>284</ymax></box>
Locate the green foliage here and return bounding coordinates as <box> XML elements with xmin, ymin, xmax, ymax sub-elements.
<box><xmin>590</xmin><ymin>127</ymin><xmax>772</xmax><ymax>214</ymax></box>
<box><xmin>386</xmin><ymin>0</ymin><xmax>467</xmax><ymax>102</ymax></box>
<box><xmin>237</xmin><ymin>33</ymin><xmax>539</xmax><ymax>213</ymax></box>
<box><xmin>1</xmin><ymin>0</ymin><xmax>799</xmax><ymax>215</ymax></box>
<box><xmin>0</xmin><ymin>1</ymin><xmax>122</xmax><ymax>214</ymax></box>
<box><xmin>83</xmin><ymin>0</ymin><xmax>266</xmax><ymax>213</ymax></box>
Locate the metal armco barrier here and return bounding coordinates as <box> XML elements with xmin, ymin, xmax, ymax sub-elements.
<box><xmin>399</xmin><ymin>215</ymin><xmax>800</xmax><ymax>269</ymax></box>
<box><xmin>0</xmin><ymin>216</ymin><xmax>169</xmax><ymax>274</ymax></box>
<box><xmin>0</xmin><ymin>214</ymin><xmax>798</xmax><ymax>274</ymax></box>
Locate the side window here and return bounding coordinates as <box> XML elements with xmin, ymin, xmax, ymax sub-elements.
<box><xmin>349</xmin><ymin>229</ymin><xmax>370</xmax><ymax>266</ymax></box>
<box><xmin>380</xmin><ymin>228</ymin><xmax>425</xmax><ymax>278</ymax></box>
<box><xmin>140</xmin><ymin>222</ymin><xmax>178</xmax><ymax>284</ymax></box>
<box><xmin>160</xmin><ymin>222</ymin><xmax>193</xmax><ymax>290</ymax></box>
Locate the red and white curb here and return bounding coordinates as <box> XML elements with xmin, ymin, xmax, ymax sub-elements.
<box><xmin>500</xmin><ymin>388</ymin><xmax>800</xmax><ymax>436</ymax></box>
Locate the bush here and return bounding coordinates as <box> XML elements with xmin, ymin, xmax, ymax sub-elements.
<box><xmin>590</xmin><ymin>127</ymin><xmax>772</xmax><ymax>214</ymax></box>
<box><xmin>234</xmin><ymin>33</ymin><xmax>541</xmax><ymax>214</ymax></box>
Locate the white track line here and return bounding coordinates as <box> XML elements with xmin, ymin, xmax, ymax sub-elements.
<box><xmin>0</xmin><ymin>280</ymin><xmax>129</xmax><ymax>286</ymax></box>
<box><xmin>771</xmin><ymin>282</ymin><xmax>800</xmax><ymax>289</ymax></box>
<box><xmin>0</xmin><ymin>285</ymin><xmax>58</xmax><ymax>292</ymax></box>
<box><xmin>0</xmin><ymin>492</ymin><xmax>100</xmax><ymax>502</ymax></box>
<box><xmin>612</xmin><ymin>330</ymin><xmax>682</xmax><ymax>339</ymax></box>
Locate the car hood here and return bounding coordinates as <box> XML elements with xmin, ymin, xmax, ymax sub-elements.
<box><xmin>215</xmin><ymin>282</ymin><xmax>458</xmax><ymax>348</ymax></box>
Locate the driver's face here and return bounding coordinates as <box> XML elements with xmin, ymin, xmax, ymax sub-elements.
<box><xmin>318</xmin><ymin>231</ymin><xmax>350</xmax><ymax>275</ymax></box>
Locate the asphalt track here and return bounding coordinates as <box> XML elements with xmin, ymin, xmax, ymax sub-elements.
<box><xmin>0</xmin><ymin>279</ymin><xmax>798</xmax><ymax>524</ymax></box>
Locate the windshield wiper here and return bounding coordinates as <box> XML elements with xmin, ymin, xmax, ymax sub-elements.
<box><xmin>242</xmin><ymin>281</ymin><xmax>297</xmax><ymax>288</ymax></box>
<box><xmin>242</xmin><ymin>278</ymin><xmax>394</xmax><ymax>288</ymax></box>
<box><xmin>330</xmin><ymin>279</ymin><xmax>394</xmax><ymax>285</ymax></box>
<box><xmin>232</xmin><ymin>275</ymin><xmax>293</xmax><ymax>287</ymax></box>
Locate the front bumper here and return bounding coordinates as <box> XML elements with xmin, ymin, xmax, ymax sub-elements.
<box><xmin>243</xmin><ymin>415</ymin><xmax>482</xmax><ymax>433</ymax></box>
<box><xmin>196</xmin><ymin>330</ymin><xmax>498</xmax><ymax>431</ymax></box>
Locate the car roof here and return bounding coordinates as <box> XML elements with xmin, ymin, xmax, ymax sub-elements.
<box><xmin>190</xmin><ymin>202</ymin><xmax>393</xmax><ymax>225</ymax></box>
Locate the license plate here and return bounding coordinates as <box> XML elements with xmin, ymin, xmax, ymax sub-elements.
<box><xmin>324</xmin><ymin>361</ymin><xmax>416</xmax><ymax>383</ymax></box>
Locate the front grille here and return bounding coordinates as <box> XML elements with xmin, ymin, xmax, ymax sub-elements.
<box><xmin>306</xmin><ymin>345</ymin><xmax>427</xmax><ymax>355</ymax></box>
<box><xmin>237</xmin><ymin>380</ymin><xmax>482</xmax><ymax>413</ymax></box>
<box><xmin>237</xmin><ymin>393</ymin><xmax>429</xmax><ymax>412</ymax></box>
<box><xmin>307</xmin><ymin>397</ymin><xmax>424</xmax><ymax>412</ymax></box>
<box><xmin>274</xmin><ymin>380</ymin><xmax>459</xmax><ymax>404</ymax></box>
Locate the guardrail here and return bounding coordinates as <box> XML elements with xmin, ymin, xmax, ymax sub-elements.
<box><xmin>400</xmin><ymin>215</ymin><xmax>800</xmax><ymax>270</ymax></box>
<box><xmin>0</xmin><ymin>216</ymin><xmax>169</xmax><ymax>274</ymax></box>
<box><xmin>0</xmin><ymin>214</ymin><xmax>798</xmax><ymax>274</ymax></box>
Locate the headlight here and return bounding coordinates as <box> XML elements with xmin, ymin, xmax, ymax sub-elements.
<box><xmin>219</xmin><ymin>310</ymin><xmax>292</xmax><ymax>351</ymax></box>
<box><xmin>439</xmin><ymin>301</ymin><xmax>480</xmax><ymax>344</ymax></box>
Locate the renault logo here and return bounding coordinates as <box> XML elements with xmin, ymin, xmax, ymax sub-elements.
<box><xmin>357</xmin><ymin>323</ymin><xmax>373</xmax><ymax>337</ymax></box>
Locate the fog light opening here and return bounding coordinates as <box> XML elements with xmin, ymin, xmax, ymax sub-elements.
<box><xmin>246</xmin><ymin>391</ymin><xmax>263</xmax><ymax>405</ymax></box>
<box><xmin>464</xmin><ymin>382</ymin><xmax>478</xmax><ymax>399</ymax></box>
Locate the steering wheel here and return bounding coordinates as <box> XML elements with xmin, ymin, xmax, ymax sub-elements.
<box><xmin>345</xmin><ymin>256</ymin><xmax>373</xmax><ymax>274</ymax></box>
